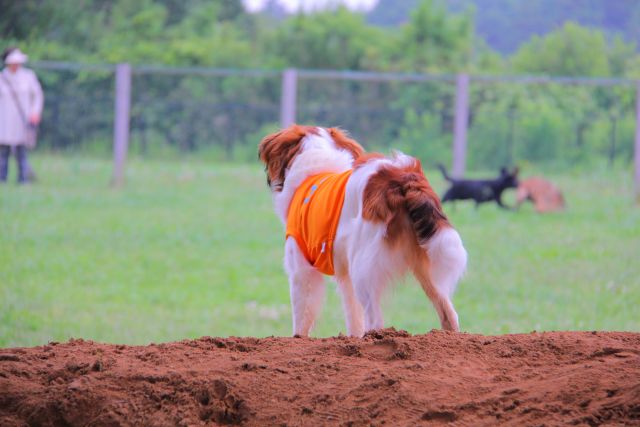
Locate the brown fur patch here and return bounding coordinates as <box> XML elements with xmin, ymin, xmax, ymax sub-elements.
<box><xmin>327</xmin><ymin>128</ymin><xmax>365</xmax><ymax>160</ymax></box>
<box><xmin>363</xmin><ymin>158</ymin><xmax>449</xmax><ymax>244</ymax></box>
<box><xmin>258</xmin><ymin>125</ymin><xmax>319</xmax><ymax>191</ymax></box>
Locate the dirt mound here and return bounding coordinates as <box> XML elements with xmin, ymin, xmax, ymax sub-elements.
<box><xmin>1</xmin><ymin>329</ymin><xmax>639</xmax><ymax>426</ymax></box>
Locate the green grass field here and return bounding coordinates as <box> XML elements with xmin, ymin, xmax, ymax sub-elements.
<box><xmin>1</xmin><ymin>154</ymin><xmax>639</xmax><ymax>347</ymax></box>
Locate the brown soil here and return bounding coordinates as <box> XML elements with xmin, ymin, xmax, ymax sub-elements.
<box><xmin>1</xmin><ymin>329</ymin><xmax>639</xmax><ymax>426</ymax></box>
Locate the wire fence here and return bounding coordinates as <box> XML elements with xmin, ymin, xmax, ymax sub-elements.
<box><xmin>31</xmin><ymin>61</ymin><xmax>640</xmax><ymax>182</ymax></box>
<box><xmin>34</xmin><ymin>63</ymin><xmax>115</xmax><ymax>153</ymax></box>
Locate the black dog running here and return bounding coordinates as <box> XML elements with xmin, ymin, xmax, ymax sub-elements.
<box><xmin>437</xmin><ymin>165</ymin><xmax>519</xmax><ymax>209</ymax></box>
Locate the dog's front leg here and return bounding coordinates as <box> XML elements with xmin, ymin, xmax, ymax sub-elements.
<box><xmin>335</xmin><ymin>275</ymin><xmax>365</xmax><ymax>337</ymax></box>
<box><xmin>284</xmin><ymin>237</ymin><xmax>325</xmax><ymax>336</ymax></box>
<box><xmin>495</xmin><ymin>195</ymin><xmax>514</xmax><ymax>210</ymax></box>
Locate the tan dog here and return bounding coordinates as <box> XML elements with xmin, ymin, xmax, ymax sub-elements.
<box><xmin>516</xmin><ymin>177</ymin><xmax>565</xmax><ymax>213</ymax></box>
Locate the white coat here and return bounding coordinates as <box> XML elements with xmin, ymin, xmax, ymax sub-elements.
<box><xmin>0</xmin><ymin>67</ymin><xmax>44</xmax><ymax>146</ymax></box>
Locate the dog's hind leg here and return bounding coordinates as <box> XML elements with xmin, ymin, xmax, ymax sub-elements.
<box><xmin>335</xmin><ymin>275</ymin><xmax>365</xmax><ymax>337</ymax></box>
<box><xmin>413</xmin><ymin>227</ymin><xmax>466</xmax><ymax>331</ymax></box>
<box><xmin>284</xmin><ymin>237</ymin><xmax>326</xmax><ymax>336</ymax></box>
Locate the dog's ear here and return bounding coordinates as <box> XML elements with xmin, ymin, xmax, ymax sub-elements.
<box><xmin>500</xmin><ymin>167</ymin><xmax>508</xmax><ymax>175</ymax></box>
<box><xmin>328</xmin><ymin>127</ymin><xmax>365</xmax><ymax>160</ymax></box>
<box><xmin>258</xmin><ymin>125</ymin><xmax>314</xmax><ymax>191</ymax></box>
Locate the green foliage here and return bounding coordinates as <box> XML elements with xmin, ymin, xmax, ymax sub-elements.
<box><xmin>392</xmin><ymin>0</ymin><xmax>474</xmax><ymax>73</ymax></box>
<box><xmin>467</xmin><ymin>110</ymin><xmax>514</xmax><ymax>170</ymax></box>
<box><xmin>512</xmin><ymin>22</ymin><xmax>612</xmax><ymax>77</ymax></box>
<box><xmin>445</xmin><ymin>0</ymin><xmax>640</xmax><ymax>55</ymax></box>
<box><xmin>162</xmin><ymin>2</ymin><xmax>256</xmax><ymax>67</ymax></box>
<box><xmin>2</xmin><ymin>0</ymin><xmax>638</xmax><ymax>76</ymax></box>
<box><xmin>608</xmin><ymin>35</ymin><xmax>639</xmax><ymax>77</ymax></box>
<box><xmin>2</xmin><ymin>0</ymin><xmax>639</xmax><ymax>170</ymax></box>
<box><xmin>394</xmin><ymin>110</ymin><xmax>452</xmax><ymax>167</ymax></box>
<box><xmin>516</xmin><ymin>101</ymin><xmax>572</xmax><ymax>164</ymax></box>
<box><xmin>261</xmin><ymin>6</ymin><xmax>388</xmax><ymax>70</ymax></box>
<box><xmin>97</xmin><ymin>0</ymin><xmax>170</xmax><ymax>64</ymax></box>
<box><xmin>0</xmin><ymin>0</ymin><xmax>254</xmax><ymax>67</ymax></box>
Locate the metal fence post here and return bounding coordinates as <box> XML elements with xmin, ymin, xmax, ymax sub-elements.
<box><xmin>111</xmin><ymin>63</ymin><xmax>132</xmax><ymax>187</ymax></box>
<box><xmin>452</xmin><ymin>73</ymin><xmax>470</xmax><ymax>178</ymax></box>
<box><xmin>635</xmin><ymin>81</ymin><xmax>640</xmax><ymax>203</ymax></box>
<box><xmin>280</xmin><ymin>68</ymin><xmax>297</xmax><ymax>129</ymax></box>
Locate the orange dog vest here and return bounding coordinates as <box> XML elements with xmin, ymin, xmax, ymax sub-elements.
<box><xmin>286</xmin><ymin>170</ymin><xmax>353</xmax><ymax>275</ymax></box>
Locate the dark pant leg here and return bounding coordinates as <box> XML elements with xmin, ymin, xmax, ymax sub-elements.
<box><xmin>0</xmin><ymin>145</ymin><xmax>10</xmax><ymax>182</ymax></box>
<box><xmin>15</xmin><ymin>145</ymin><xmax>29</xmax><ymax>183</ymax></box>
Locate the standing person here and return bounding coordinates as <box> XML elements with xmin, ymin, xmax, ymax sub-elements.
<box><xmin>0</xmin><ymin>47</ymin><xmax>43</xmax><ymax>184</ymax></box>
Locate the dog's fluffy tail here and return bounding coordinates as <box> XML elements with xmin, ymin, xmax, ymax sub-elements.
<box><xmin>403</xmin><ymin>170</ymin><xmax>449</xmax><ymax>244</ymax></box>
<box><xmin>362</xmin><ymin>153</ymin><xmax>467</xmax><ymax>312</ymax></box>
<box><xmin>362</xmin><ymin>153</ymin><xmax>450</xmax><ymax>245</ymax></box>
<box><xmin>437</xmin><ymin>164</ymin><xmax>453</xmax><ymax>182</ymax></box>
<box><xmin>423</xmin><ymin>226</ymin><xmax>467</xmax><ymax>298</ymax></box>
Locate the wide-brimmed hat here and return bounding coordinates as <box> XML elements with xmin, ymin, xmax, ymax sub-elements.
<box><xmin>4</xmin><ymin>48</ymin><xmax>28</xmax><ymax>64</ymax></box>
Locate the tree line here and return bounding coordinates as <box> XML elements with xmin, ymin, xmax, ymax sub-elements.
<box><xmin>1</xmin><ymin>0</ymin><xmax>638</xmax><ymax>168</ymax></box>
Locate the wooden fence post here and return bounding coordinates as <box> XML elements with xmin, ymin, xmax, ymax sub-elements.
<box><xmin>635</xmin><ymin>81</ymin><xmax>640</xmax><ymax>203</ymax></box>
<box><xmin>111</xmin><ymin>63</ymin><xmax>132</xmax><ymax>188</ymax></box>
<box><xmin>452</xmin><ymin>73</ymin><xmax>470</xmax><ymax>178</ymax></box>
<box><xmin>280</xmin><ymin>68</ymin><xmax>297</xmax><ymax>129</ymax></box>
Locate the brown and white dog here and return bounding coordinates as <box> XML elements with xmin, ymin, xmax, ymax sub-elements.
<box><xmin>259</xmin><ymin>125</ymin><xmax>467</xmax><ymax>337</ymax></box>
